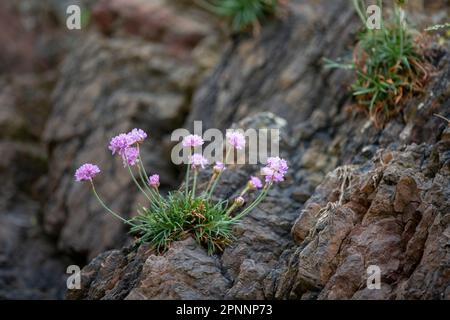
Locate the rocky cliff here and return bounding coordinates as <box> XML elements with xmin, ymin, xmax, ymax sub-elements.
<box><xmin>0</xmin><ymin>0</ymin><xmax>448</xmax><ymax>299</ymax></box>
<box><xmin>66</xmin><ymin>0</ymin><xmax>449</xmax><ymax>300</ymax></box>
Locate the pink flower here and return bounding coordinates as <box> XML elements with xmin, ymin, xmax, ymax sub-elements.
<box><xmin>213</xmin><ymin>161</ymin><xmax>226</xmax><ymax>173</ymax></box>
<box><xmin>248</xmin><ymin>176</ymin><xmax>263</xmax><ymax>189</ymax></box>
<box><xmin>122</xmin><ymin>147</ymin><xmax>139</xmax><ymax>167</ymax></box>
<box><xmin>127</xmin><ymin>128</ymin><xmax>147</xmax><ymax>145</ymax></box>
<box><xmin>267</xmin><ymin>157</ymin><xmax>288</xmax><ymax>173</ymax></box>
<box><xmin>190</xmin><ymin>153</ymin><xmax>208</xmax><ymax>170</ymax></box>
<box><xmin>108</xmin><ymin>133</ymin><xmax>130</xmax><ymax>156</ymax></box>
<box><xmin>261</xmin><ymin>157</ymin><xmax>288</xmax><ymax>183</ymax></box>
<box><xmin>262</xmin><ymin>171</ymin><xmax>285</xmax><ymax>183</ymax></box>
<box><xmin>182</xmin><ymin>134</ymin><xmax>204</xmax><ymax>148</ymax></box>
<box><xmin>75</xmin><ymin>163</ymin><xmax>101</xmax><ymax>182</ymax></box>
<box><xmin>148</xmin><ymin>174</ymin><xmax>160</xmax><ymax>188</ymax></box>
<box><xmin>226</xmin><ymin>130</ymin><xmax>246</xmax><ymax>150</ymax></box>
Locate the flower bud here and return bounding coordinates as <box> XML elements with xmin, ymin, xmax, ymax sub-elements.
<box><xmin>234</xmin><ymin>196</ymin><xmax>245</xmax><ymax>207</ymax></box>
<box><xmin>247</xmin><ymin>176</ymin><xmax>263</xmax><ymax>190</ymax></box>
<box><xmin>213</xmin><ymin>161</ymin><xmax>225</xmax><ymax>174</ymax></box>
<box><xmin>148</xmin><ymin>174</ymin><xmax>160</xmax><ymax>188</ymax></box>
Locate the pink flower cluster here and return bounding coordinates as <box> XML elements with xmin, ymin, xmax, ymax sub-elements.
<box><xmin>75</xmin><ymin>163</ymin><xmax>100</xmax><ymax>182</ymax></box>
<box><xmin>190</xmin><ymin>153</ymin><xmax>208</xmax><ymax>169</ymax></box>
<box><xmin>182</xmin><ymin>134</ymin><xmax>204</xmax><ymax>148</ymax></box>
<box><xmin>123</xmin><ymin>147</ymin><xmax>139</xmax><ymax>168</ymax></box>
<box><xmin>108</xmin><ymin>128</ymin><xmax>148</xmax><ymax>167</ymax></box>
<box><xmin>108</xmin><ymin>133</ymin><xmax>129</xmax><ymax>156</ymax></box>
<box><xmin>226</xmin><ymin>130</ymin><xmax>246</xmax><ymax>150</ymax></box>
<box><xmin>75</xmin><ymin>128</ymin><xmax>149</xmax><ymax>183</ymax></box>
<box><xmin>261</xmin><ymin>157</ymin><xmax>288</xmax><ymax>183</ymax></box>
<box><xmin>128</xmin><ymin>128</ymin><xmax>147</xmax><ymax>145</ymax></box>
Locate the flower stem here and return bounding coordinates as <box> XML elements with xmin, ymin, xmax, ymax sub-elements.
<box><xmin>185</xmin><ymin>148</ymin><xmax>192</xmax><ymax>198</ymax></box>
<box><xmin>135</xmin><ymin>145</ymin><xmax>160</xmax><ymax>202</ymax></box>
<box><xmin>136</xmin><ymin>145</ymin><xmax>148</xmax><ymax>176</ymax></box>
<box><xmin>203</xmin><ymin>172</ymin><xmax>217</xmax><ymax>196</ymax></box>
<box><xmin>137</xmin><ymin>165</ymin><xmax>159</xmax><ymax>203</ymax></box>
<box><xmin>90</xmin><ymin>181</ymin><xmax>135</xmax><ymax>226</ymax></box>
<box><xmin>207</xmin><ymin>171</ymin><xmax>222</xmax><ymax>200</ymax></box>
<box><xmin>192</xmin><ymin>170</ymin><xmax>198</xmax><ymax>199</ymax></box>
<box><xmin>207</xmin><ymin>148</ymin><xmax>231</xmax><ymax>199</ymax></box>
<box><xmin>233</xmin><ymin>183</ymin><xmax>272</xmax><ymax>221</ymax></box>
<box><xmin>154</xmin><ymin>186</ymin><xmax>160</xmax><ymax>198</ymax></box>
<box><xmin>127</xmin><ymin>164</ymin><xmax>152</xmax><ymax>203</ymax></box>
<box><xmin>225</xmin><ymin>203</ymin><xmax>237</xmax><ymax>216</ymax></box>
<box><xmin>240</xmin><ymin>186</ymin><xmax>249</xmax><ymax>197</ymax></box>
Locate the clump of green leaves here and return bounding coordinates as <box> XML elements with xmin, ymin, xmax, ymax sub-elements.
<box><xmin>130</xmin><ymin>191</ymin><xmax>236</xmax><ymax>255</ymax></box>
<box><xmin>198</xmin><ymin>0</ymin><xmax>281</xmax><ymax>32</ymax></box>
<box><xmin>325</xmin><ymin>0</ymin><xmax>430</xmax><ymax>126</ymax></box>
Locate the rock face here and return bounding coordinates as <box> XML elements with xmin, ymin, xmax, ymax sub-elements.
<box><xmin>66</xmin><ymin>0</ymin><xmax>449</xmax><ymax>300</ymax></box>
<box><xmin>0</xmin><ymin>0</ymin><xmax>73</xmax><ymax>298</ymax></box>
<box><xmin>1</xmin><ymin>0</ymin><xmax>448</xmax><ymax>299</ymax></box>
<box><xmin>275</xmin><ymin>142</ymin><xmax>450</xmax><ymax>300</ymax></box>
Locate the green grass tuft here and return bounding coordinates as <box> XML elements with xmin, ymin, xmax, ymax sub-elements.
<box><xmin>130</xmin><ymin>191</ymin><xmax>236</xmax><ymax>255</ymax></box>
<box><xmin>325</xmin><ymin>1</ymin><xmax>431</xmax><ymax>127</ymax></box>
<box><xmin>199</xmin><ymin>0</ymin><xmax>280</xmax><ymax>32</ymax></box>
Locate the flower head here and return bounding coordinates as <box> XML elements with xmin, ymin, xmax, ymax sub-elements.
<box><xmin>122</xmin><ymin>147</ymin><xmax>139</xmax><ymax>167</ymax></box>
<box><xmin>261</xmin><ymin>157</ymin><xmax>288</xmax><ymax>183</ymax></box>
<box><xmin>190</xmin><ymin>153</ymin><xmax>208</xmax><ymax>170</ymax></box>
<box><xmin>267</xmin><ymin>157</ymin><xmax>288</xmax><ymax>173</ymax></box>
<box><xmin>248</xmin><ymin>176</ymin><xmax>263</xmax><ymax>190</ymax></box>
<box><xmin>127</xmin><ymin>128</ymin><xmax>147</xmax><ymax>145</ymax></box>
<box><xmin>182</xmin><ymin>134</ymin><xmax>204</xmax><ymax>148</ymax></box>
<box><xmin>75</xmin><ymin>163</ymin><xmax>101</xmax><ymax>182</ymax></box>
<box><xmin>213</xmin><ymin>161</ymin><xmax>226</xmax><ymax>174</ymax></box>
<box><xmin>109</xmin><ymin>133</ymin><xmax>130</xmax><ymax>156</ymax></box>
<box><xmin>148</xmin><ymin>174</ymin><xmax>160</xmax><ymax>188</ymax></box>
<box><xmin>226</xmin><ymin>130</ymin><xmax>246</xmax><ymax>150</ymax></box>
<box><xmin>234</xmin><ymin>196</ymin><xmax>245</xmax><ymax>207</ymax></box>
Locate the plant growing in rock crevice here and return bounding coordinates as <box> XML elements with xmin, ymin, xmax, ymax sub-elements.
<box><xmin>74</xmin><ymin>128</ymin><xmax>287</xmax><ymax>255</ymax></box>
<box><xmin>325</xmin><ymin>0</ymin><xmax>432</xmax><ymax>127</ymax></box>
<box><xmin>196</xmin><ymin>0</ymin><xmax>284</xmax><ymax>33</ymax></box>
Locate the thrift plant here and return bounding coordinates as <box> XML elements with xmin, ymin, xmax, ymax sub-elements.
<box><xmin>75</xmin><ymin>129</ymin><xmax>288</xmax><ymax>255</ymax></box>
<box><xmin>198</xmin><ymin>0</ymin><xmax>281</xmax><ymax>33</ymax></box>
<box><xmin>325</xmin><ymin>0</ymin><xmax>431</xmax><ymax>127</ymax></box>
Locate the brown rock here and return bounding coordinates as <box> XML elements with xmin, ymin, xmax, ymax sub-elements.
<box><xmin>394</xmin><ymin>176</ymin><xmax>421</xmax><ymax>213</ymax></box>
<box><xmin>126</xmin><ymin>239</ymin><xmax>230</xmax><ymax>300</ymax></box>
<box><xmin>92</xmin><ymin>0</ymin><xmax>220</xmax><ymax>56</ymax></box>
